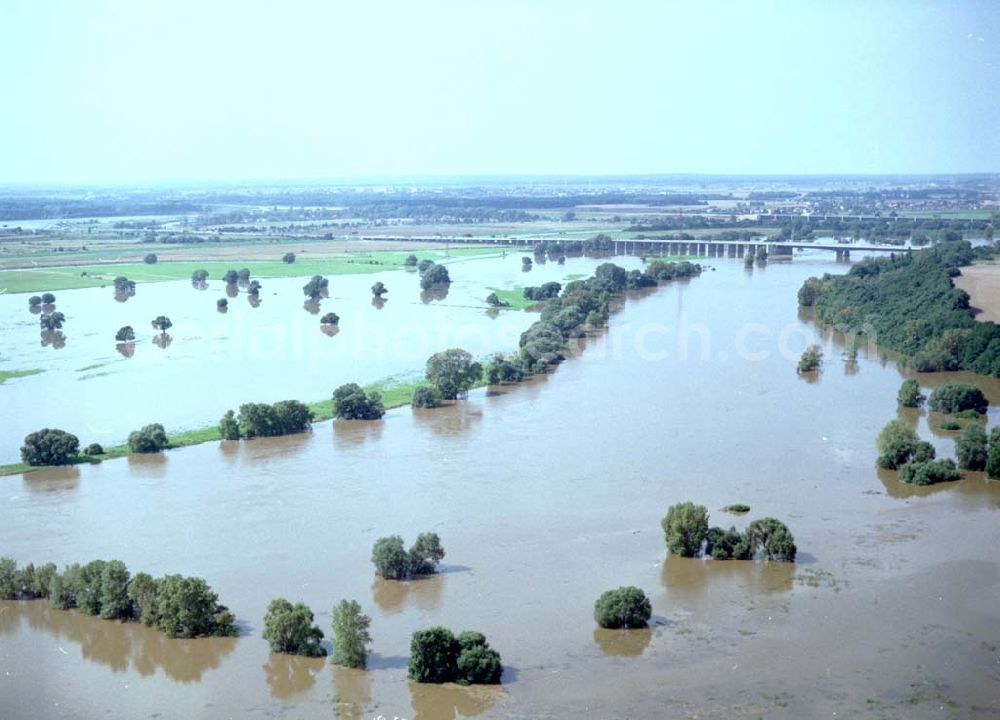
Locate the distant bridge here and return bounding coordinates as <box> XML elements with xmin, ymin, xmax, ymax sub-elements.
<box><xmin>358</xmin><ymin>234</ymin><xmax>911</xmax><ymax>261</ymax></box>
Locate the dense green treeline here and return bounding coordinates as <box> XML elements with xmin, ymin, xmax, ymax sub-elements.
<box><xmin>0</xmin><ymin>557</ymin><xmax>235</xmax><ymax>638</ymax></box>
<box><xmin>800</xmin><ymin>241</ymin><xmax>1000</xmax><ymax>376</ymax></box>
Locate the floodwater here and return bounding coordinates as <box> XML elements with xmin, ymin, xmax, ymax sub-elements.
<box><xmin>2</xmin><ymin>252</ymin><xmax>1000</xmax><ymax>719</ymax></box>
<box><xmin>0</xmin><ymin>252</ymin><xmax>606</xmax><ymax>463</ymax></box>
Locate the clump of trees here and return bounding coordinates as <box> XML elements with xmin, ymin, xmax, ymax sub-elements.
<box><xmin>303</xmin><ymin>275</ymin><xmax>329</xmax><ymax>299</ymax></box>
<box><xmin>898</xmin><ymin>458</ymin><xmax>962</xmax><ymax>485</ymax></box>
<box><xmin>420</xmin><ymin>263</ymin><xmax>451</xmax><ymax>289</ymax></box>
<box><xmin>875</xmin><ymin>420</ymin><xmax>934</xmax><ymax>469</ymax></box>
<box><xmin>371</xmin><ymin>533</ymin><xmax>445</xmax><ymax>580</ymax></box>
<box><xmin>425</xmin><ymin>348</ymin><xmax>483</xmax><ymax>400</ymax></box>
<box><xmin>332</xmin><ymin>383</ymin><xmax>385</xmax><ymax>420</ymax></box>
<box><xmin>330</xmin><ymin>599</ymin><xmax>372</xmax><ymax>669</ymax></box>
<box><xmin>411</xmin><ymin>385</ymin><xmax>442</xmax><ymax>409</ymax></box>
<box><xmin>128</xmin><ymin>423</ymin><xmax>169</xmax><ymax>453</ymax></box>
<box><xmin>262</xmin><ymin>598</ymin><xmax>326</xmax><ymax>656</ymax></box>
<box><xmin>927</xmin><ymin>383</ymin><xmax>988</xmax><ymax>415</ymax></box>
<box><xmin>320</xmin><ymin>312</ymin><xmax>340</xmax><ymax>326</ymax></box>
<box><xmin>523</xmin><ymin>282</ymin><xmax>561</xmax><ymax>301</ymax></box>
<box><xmin>84</xmin><ymin>443</ymin><xmax>103</xmax><ymax>455</ymax></box>
<box><xmin>593</xmin><ymin>586</ymin><xmax>652</xmax><ymax>629</ymax></box>
<box><xmin>221</xmin><ymin>400</ymin><xmax>314</xmax><ymax>439</ymax></box>
<box><xmin>661</xmin><ymin>502</ymin><xmax>796</xmax><ymax>561</ymax></box>
<box><xmin>484</xmin><ymin>353</ymin><xmax>524</xmax><ymax>385</ymax></box>
<box><xmin>898</xmin><ymin>379</ymin><xmax>925</xmax><ymax>407</ymax></box>
<box><xmin>408</xmin><ymin>627</ymin><xmax>502</xmax><ymax>685</ymax></box>
<box><xmin>248</xmin><ymin>280</ymin><xmax>262</xmax><ymax>296</ymax></box>
<box><xmin>404</xmin><ymin>254</ymin><xmax>418</xmax><ymax>267</ymax></box>
<box><xmin>2</xmin><ymin>557</ymin><xmax>235</xmax><ymax>638</ymax></box>
<box><xmin>20</xmin><ymin>428</ymin><xmax>80</xmax><ymax>466</ymax></box>
<box><xmin>485</xmin><ymin>292</ymin><xmax>509</xmax><ymax>308</ymax></box>
<box><xmin>39</xmin><ymin>312</ymin><xmax>66</xmax><ymax>331</ymax></box>
<box><xmin>521</xmin><ymin>256</ymin><xmax>533</xmax><ymax>270</ymax></box>
<box><xmin>986</xmin><ymin>427</ymin><xmax>1000</xmax><ymax>479</ymax></box>
<box><xmin>114</xmin><ymin>276</ymin><xmax>136</xmax><ymax>293</ymax></box>
<box><xmin>192</xmin><ymin>269</ymin><xmax>209</xmax><ymax>283</ymax></box>
<box><xmin>797</xmin><ymin>345</ymin><xmax>823</xmax><ymax>373</ymax></box>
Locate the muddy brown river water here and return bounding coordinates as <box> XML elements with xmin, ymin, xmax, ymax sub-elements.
<box><xmin>2</xmin><ymin>253</ymin><xmax>1000</xmax><ymax>719</ymax></box>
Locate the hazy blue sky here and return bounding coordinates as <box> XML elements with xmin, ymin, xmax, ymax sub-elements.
<box><xmin>1</xmin><ymin>0</ymin><xmax>998</xmax><ymax>182</ymax></box>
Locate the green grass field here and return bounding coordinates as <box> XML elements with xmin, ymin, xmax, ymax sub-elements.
<box><xmin>0</xmin><ymin>247</ymin><xmax>505</xmax><ymax>294</ymax></box>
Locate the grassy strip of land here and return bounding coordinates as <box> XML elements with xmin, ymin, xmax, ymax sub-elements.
<box><xmin>0</xmin><ymin>247</ymin><xmax>503</xmax><ymax>294</ymax></box>
<box><xmin>0</xmin><ymin>368</ymin><xmax>44</xmax><ymax>385</ymax></box>
<box><xmin>0</xmin><ymin>377</ymin><xmax>439</xmax><ymax>477</ymax></box>
<box><xmin>487</xmin><ymin>287</ymin><xmax>536</xmax><ymax>311</ymax></box>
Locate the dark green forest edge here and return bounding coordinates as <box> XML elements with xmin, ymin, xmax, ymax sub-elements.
<box><xmin>799</xmin><ymin>241</ymin><xmax>1000</xmax><ymax>375</ymax></box>
<box><xmin>3</xmin><ymin>257</ymin><xmax>701</xmax><ymax>476</ymax></box>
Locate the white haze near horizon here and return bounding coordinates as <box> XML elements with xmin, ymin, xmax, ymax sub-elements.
<box><xmin>1</xmin><ymin>0</ymin><xmax>998</xmax><ymax>184</ymax></box>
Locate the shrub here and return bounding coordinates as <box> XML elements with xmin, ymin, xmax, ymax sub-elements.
<box><xmin>332</xmin><ymin>383</ymin><xmax>385</xmax><ymax>420</ymax></box>
<box><xmin>20</xmin><ymin>429</ymin><xmax>80</xmax><ymax>466</ymax></box>
<box><xmin>417</xmin><ymin>259</ymin><xmax>435</xmax><ymax>273</ymax></box>
<box><xmin>404</xmin><ymin>254</ymin><xmax>418</xmax><ymax>267</ymax></box>
<box><xmin>593</xmin><ymin>586</ymin><xmax>652</xmax><ymax>629</ymax></box>
<box><xmin>897</xmin><ymin>379</ymin><xmax>925</xmax><ymax>408</ymax></box>
<box><xmin>928</xmin><ymin>383</ymin><xmax>988</xmax><ymax>414</ymax></box>
<box><xmin>411</xmin><ymin>385</ymin><xmax>441</xmax><ymax>409</ymax></box>
<box><xmin>41</xmin><ymin>293</ymin><xmax>55</xmax><ymax>304</ymax></box>
<box><xmin>144</xmin><ymin>253</ymin><xmax>157</xmax><ymax>264</ymax></box>
<box><xmin>986</xmin><ymin>444</ymin><xmax>1000</xmax><ymax>480</ymax></box>
<box><xmin>28</xmin><ymin>295</ymin><xmax>42</xmax><ymax>306</ymax></box>
<box><xmin>262</xmin><ymin>598</ymin><xmax>326</xmax><ymax>656</ymax></box>
<box><xmin>745</xmin><ymin>518</ymin><xmax>797</xmax><ymax>562</ymax></box>
<box><xmin>83</xmin><ymin>443</ymin><xmax>104</xmax><ymax>456</ymax></box>
<box><xmin>320</xmin><ymin>312</ymin><xmax>340</xmax><ymax>325</ymax></box>
<box><xmin>371</xmin><ymin>281</ymin><xmax>387</xmax><ymax>297</ymax></box>
<box><xmin>455</xmin><ymin>632</ymin><xmax>503</xmax><ymax>685</ymax></box>
<box><xmin>661</xmin><ymin>502</ymin><xmax>709</xmax><ymax>557</ymax></box>
<box><xmin>217</xmin><ymin>298</ymin><xmax>228</xmax><ymax>309</ymax></box>
<box><xmin>409</xmin><ymin>627</ymin><xmax>460</xmax><ymax>683</ymax></box>
<box><xmin>725</xmin><ymin>504</ymin><xmax>750</xmax><ymax>513</ymax></box>
<box><xmin>706</xmin><ymin>526</ymin><xmax>752</xmax><ymax>560</ymax></box>
<box><xmin>898</xmin><ymin>459</ymin><xmax>963</xmax><ymax>486</ymax></box>
<box><xmin>940</xmin><ymin>420</ymin><xmax>962</xmax><ymax>431</ymax></box>
<box><xmin>485</xmin><ymin>292</ymin><xmax>509</xmax><ymax>308</ymax></box>
<box><xmin>797</xmin><ymin>345</ymin><xmax>823</xmax><ymax>373</ymax></box>
<box><xmin>191</xmin><ymin>269</ymin><xmax>209</xmax><ymax>282</ymax></box>
<box><xmin>127</xmin><ymin>423</ymin><xmax>169</xmax><ymax>453</ymax></box>
<box><xmin>282</xmin><ymin>252</ymin><xmax>296</xmax><ymax>264</ymax></box>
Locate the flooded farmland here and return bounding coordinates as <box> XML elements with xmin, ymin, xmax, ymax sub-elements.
<box><xmin>2</xmin><ymin>252</ymin><xmax>1000</xmax><ymax>719</ymax></box>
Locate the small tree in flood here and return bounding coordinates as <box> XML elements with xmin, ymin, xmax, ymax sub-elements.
<box><xmin>152</xmin><ymin>316</ymin><xmax>172</xmax><ymax>335</ymax></box>
<box><xmin>262</xmin><ymin>598</ymin><xmax>326</xmax><ymax>657</ymax></box>
<box><xmin>593</xmin><ymin>586</ymin><xmax>652</xmax><ymax>629</ymax></box>
<box><xmin>661</xmin><ymin>502</ymin><xmax>709</xmax><ymax>557</ymax></box>
<box><xmin>797</xmin><ymin>345</ymin><xmax>823</xmax><ymax>373</ymax></box>
<box><xmin>330</xmin><ymin>599</ymin><xmax>372</xmax><ymax>669</ymax></box>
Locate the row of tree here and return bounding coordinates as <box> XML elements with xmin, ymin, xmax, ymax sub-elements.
<box><xmin>219</xmin><ymin>400</ymin><xmax>314</xmax><ymax>440</ymax></box>
<box><xmin>19</xmin><ymin>422</ymin><xmax>172</xmax><ymax>465</ymax></box>
<box><xmin>0</xmin><ymin>557</ymin><xmax>235</xmax><ymax>639</ymax></box>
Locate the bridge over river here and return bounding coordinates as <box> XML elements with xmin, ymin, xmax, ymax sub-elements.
<box><xmin>359</xmin><ymin>233</ymin><xmax>911</xmax><ymax>261</ymax></box>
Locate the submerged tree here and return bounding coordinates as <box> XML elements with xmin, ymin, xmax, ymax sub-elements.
<box><xmin>371</xmin><ymin>281</ymin><xmax>387</xmax><ymax>297</ymax></box>
<box><xmin>425</xmin><ymin>348</ymin><xmax>482</xmax><ymax>400</ymax></box>
<box><xmin>20</xmin><ymin>429</ymin><xmax>80</xmax><ymax>466</ymax></box>
<box><xmin>262</xmin><ymin>598</ymin><xmax>326</xmax><ymax>657</ymax></box>
<box><xmin>152</xmin><ymin>316</ymin><xmax>172</xmax><ymax>335</ymax></box>
<box><xmin>330</xmin><ymin>599</ymin><xmax>372</xmax><ymax>669</ymax></box>
<box><xmin>332</xmin><ymin>383</ymin><xmax>384</xmax><ymax>420</ymax></box>
<box><xmin>115</xmin><ymin>326</ymin><xmax>135</xmax><ymax>342</ymax></box>
<box><xmin>593</xmin><ymin>586</ymin><xmax>652</xmax><ymax>629</ymax></box>
<box><xmin>897</xmin><ymin>379</ymin><xmax>925</xmax><ymax>408</ymax></box>
<box><xmin>661</xmin><ymin>502</ymin><xmax>709</xmax><ymax>557</ymax></box>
